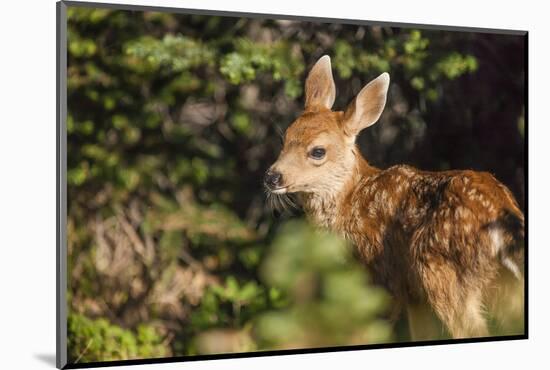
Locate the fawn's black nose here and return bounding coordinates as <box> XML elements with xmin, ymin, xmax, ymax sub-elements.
<box><xmin>264</xmin><ymin>170</ymin><xmax>283</xmax><ymax>189</ymax></box>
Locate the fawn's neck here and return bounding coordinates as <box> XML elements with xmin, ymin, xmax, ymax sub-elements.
<box><xmin>300</xmin><ymin>146</ymin><xmax>379</xmax><ymax>228</ymax></box>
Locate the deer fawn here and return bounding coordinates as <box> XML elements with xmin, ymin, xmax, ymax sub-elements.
<box><xmin>264</xmin><ymin>55</ymin><xmax>524</xmax><ymax>340</ymax></box>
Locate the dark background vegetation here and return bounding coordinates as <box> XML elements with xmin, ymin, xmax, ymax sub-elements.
<box><xmin>66</xmin><ymin>6</ymin><xmax>525</xmax><ymax>363</ymax></box>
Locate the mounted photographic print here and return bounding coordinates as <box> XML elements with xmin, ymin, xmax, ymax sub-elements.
<box><xmin>56</xmin><ymin>1</ymin><xmax>527</xmax><ymax>368</ymax></box>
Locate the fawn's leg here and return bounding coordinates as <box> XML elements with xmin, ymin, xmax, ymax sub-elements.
<box><xmin>486</xmin><ymin>266</ymin><xmax>525</xmax><ymax>335</ymax></box>
<box><xmin>406</xmin><ymin>302</ymin><xmax>446</xmax><ymax>341</ymax></box>
<box><xmin>446</xmin><ymin>289</ymin><xmax>489</xmax><ymax>338</ymax></box>
<box><xmin>421</xmin><ymin>263</ymin><xmax>489</xmax><ymax>339</ymax></box>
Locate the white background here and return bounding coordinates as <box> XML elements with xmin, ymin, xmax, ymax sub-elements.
<box><xmin>0</xmin><ymin>0</ymin><xmax>547</xmax><ymax>368</ymax></box>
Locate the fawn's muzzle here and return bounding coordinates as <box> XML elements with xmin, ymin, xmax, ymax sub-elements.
<box><xmin>264</xmin><ymin>170</ymin><xmax>283</xmax><ymax>190</ymax></box>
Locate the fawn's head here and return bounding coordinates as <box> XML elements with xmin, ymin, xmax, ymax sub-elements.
<box><xmin>265</xmin><ymin>55</ymin><xmax>390</xmax><ymax>197</ymax></box>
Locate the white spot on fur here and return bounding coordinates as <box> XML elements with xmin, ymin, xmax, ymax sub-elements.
<box><xmin>501</xmin><ymin>256</ymin><xmax>521</xmax><ymax>279</ymax></box>
<box><xmin>489</xmin><ymin>226</ymin><xmax>522</xmax><ymax>280</ymax></box>
<box><xmin>489</xmin><ymin>227</ymin><xmax>503</xmax><ymax>256</ymax></box>
<box><xmin>455</xmin><ymin>206</ymin><xmax>465</xmax><ymax>219</ymax></box>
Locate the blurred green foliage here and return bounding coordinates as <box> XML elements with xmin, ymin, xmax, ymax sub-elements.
<box><xmin>66</xmin><ymin>5</ymin><xmax>525</xmax><ymax>363</ymax></box>
<box><xmin>68</xmin><ymin>313</ymin><xmax>168</xmax><ymax>362</ymax></box>
<box><xmin>255</xmin><ymin>221</ymin><xmax>392</xmax><ymax>349</ymax></box>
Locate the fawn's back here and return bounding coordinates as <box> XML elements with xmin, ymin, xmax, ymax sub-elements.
<box><xmin>264</xmin><ymin>55</ymin><xmax>524</xmax><ymax>339</ymax></box>
<box><xmin>339</xmin><ymin>165</ymin><xmax>524</xmax><ymax>303</ymax></box>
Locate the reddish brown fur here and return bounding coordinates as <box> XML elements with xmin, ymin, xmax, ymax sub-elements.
<box><xmin>331</xmin><ymin>156</ymin><xmax>523</xmax><ymax>338</ymax></box>
<box><xmin>267</xmin><ymin>56</ymin><xmax>524</xmax><ymax>339</ymax></box>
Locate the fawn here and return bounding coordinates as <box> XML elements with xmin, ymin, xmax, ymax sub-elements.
<box><xmin>264</xmin><ymin>55</ymin><xmax>525</xmax><ymax>340</ymax></box>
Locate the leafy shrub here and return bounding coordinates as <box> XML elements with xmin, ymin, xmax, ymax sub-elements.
<box><xmin>255</xmin><ymin>221</ymin><xmax>392</xmax><ymax>349</ymax></box>
<box><xmin>67</xmin><ymin>313</ymin><xmax>169</xmax><ymax>363</ymax></box>
<box><xmin>66</xmin><ymin>6</ymin><xmax>524</xmax><ymax>360</ymax></box>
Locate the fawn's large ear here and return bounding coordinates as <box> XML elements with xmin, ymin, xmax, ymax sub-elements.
<box><xmin>343</xmin><ymin>73</ymin><xmax>390</xmax><ymax>137</ymax></box>
<box><xmin>304</xmin><ymin>55</ymin><xmax>336</xmax><ymax>111</ymax></box>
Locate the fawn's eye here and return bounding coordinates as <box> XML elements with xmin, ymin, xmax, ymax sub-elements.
<box><xmin>309</xmin><ymin>147</ymin><xmax>326</xmax><ymax>160</ymax></box>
